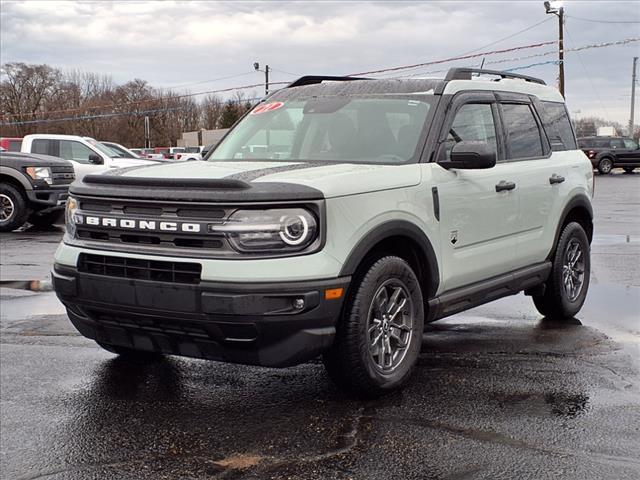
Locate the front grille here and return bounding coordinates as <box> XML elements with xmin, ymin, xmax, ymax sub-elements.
<box><xmin>51</xmin><ymin>166</ymin><xmax>75</xmax><ymax>186</ymax></box>
<box><xmin>75</xmin><ymin>197</ymin><xmax>232</xmax><ymax>253</ymax></box>
<box><xmin>78</xmin><ymin>253</ymin><xmax>201</xmax><ymax>284</ymax></box>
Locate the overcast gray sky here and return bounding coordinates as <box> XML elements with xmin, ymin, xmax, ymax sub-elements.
<box><xmin>1</xmin><ymin>0</ymin><xmax>639</xmax><ymax>124</ymax></box>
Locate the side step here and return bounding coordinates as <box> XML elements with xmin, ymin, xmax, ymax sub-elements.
<box><xmin>426</xmin><ymin>262</ymin><xmax>551</xmax><ymax>322</ymax></box>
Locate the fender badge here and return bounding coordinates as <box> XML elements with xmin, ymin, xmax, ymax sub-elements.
<box><xmin>450</xmin><ymin>230</ymin><xmax>458</xmax><ymax>245</ymax></box>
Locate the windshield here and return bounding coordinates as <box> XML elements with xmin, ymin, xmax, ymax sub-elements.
<box><xmin>209</xmin><ymin>95</ymin><xmax>434</xmax><ymax>164</ymax></box>
<box><xmin>104</xmin><ymin>142</ymin><xmax>140</xmax><ymax>158</ymax></box>
<box><xmin>85</xmin><ymin>138</ymin><xmax>121</xmax><ymax>158</ymax></box>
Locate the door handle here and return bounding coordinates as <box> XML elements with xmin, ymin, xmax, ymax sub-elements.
<box><xmin>495</xmin><ymin>180</ymin><xmax>516</xmax><ymax>192</ymax></box>
<box><xmin>549</xmin><ymin>174</ymin><xmax>565</xmax><ymax>185</ymax></box>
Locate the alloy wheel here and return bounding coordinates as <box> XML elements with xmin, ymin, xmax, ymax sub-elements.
<box><xmin>367</xmin><ymin>280</ymin><xmax>414</xmax><ymax>373</ymax></box>
<box><xmin>562</xmin><ymin>240</ymin><xmax>585</xmax><ymax>302</ymax></box>
<box><xmin>0</xmin><ymin>194</ymin><xmax>15</xmax><ymax>222</ymax></box>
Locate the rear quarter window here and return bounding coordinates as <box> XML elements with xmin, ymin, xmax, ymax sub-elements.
<box><xmin>539</xmin><ymin>101</ymin><xmax>577</xmax><ymax>151</ymax></box>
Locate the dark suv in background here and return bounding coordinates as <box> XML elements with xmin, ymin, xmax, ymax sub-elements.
<box><xmin>578</xmin><ymin>136</ymin><xmax>640</xmax><ymax>174</ymax></box>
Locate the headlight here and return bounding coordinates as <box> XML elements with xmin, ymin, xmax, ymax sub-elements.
<box><xmin>65</xmin><ymin>196</ymin><xmax>80</xmax><ymax>237</ymax></box>
<box><xmin>211</xmin><ymin>208</ymin><xmax>318</xmax><ymax>253</ymax></box>
<box><xmin>25</xmin><ymin>167</ymin><xmax>52</xmax><ymax>184</ymax></box>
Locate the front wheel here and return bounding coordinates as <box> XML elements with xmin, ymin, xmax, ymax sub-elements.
<box><xmin>598</xmin><ymin>157</ymin><xmax>613</xmax><ymax>174</ymax></box>
<box><xmin>533</xmin><ymin>222</ymin><xmax>590</xmax><ymax>319</ymax></box>
<box><xmin>323</xmin><ymin>256</ymin><xmax>424</xmax><ymax>398</ymax></box>
<box><xmin>0</xmin><ymin>183</ymin><xmax>29</xmax><ymax>232</ymax></box>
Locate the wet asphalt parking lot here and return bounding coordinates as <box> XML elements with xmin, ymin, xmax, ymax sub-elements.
<box><xmin>1</xmin><ymin>172</ymin><xmax>639</xmax><ymax>480</ymax></box>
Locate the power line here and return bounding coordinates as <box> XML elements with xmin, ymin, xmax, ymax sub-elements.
<box><xmin>350</xmin><ymin>40</ymin><xmax>558</xmax><ymax>77</ymax></box>
<box><xmin>0</xmin><ymin>97</ymin><xmax>262</xmax><ymax>127</ymax></box>
<box><xmin>1</xmin><ymin>81</ymin><xmax>287</xmax><ymax>119</ymax></box>
<box><xmin>458</xmin><ymin>17</ymin><xmax>553</xmax><ymax>56</ymax></box>
<box><xmin>160</xmin><ymin>71</ymin><xmax>256</xmax><ymax>90</ymax></box>
<box><xmin>566</xmin><ymin>15</ymin><xmax>640</xmax><ymax>25</ymax></box>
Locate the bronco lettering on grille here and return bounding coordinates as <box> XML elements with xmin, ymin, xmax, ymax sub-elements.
<box><xmin>80</xmin><ymin>215</ymin><xmax>202</xmax><ymax>233</ymax></box>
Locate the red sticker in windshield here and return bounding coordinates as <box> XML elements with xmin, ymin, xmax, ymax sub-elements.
<box><xmin>250</xmin><ymin>102</ymin><xmax>284</xmax><ymax>115</ymax></box>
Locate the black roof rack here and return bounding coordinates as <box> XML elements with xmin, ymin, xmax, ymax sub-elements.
<box><xmin>286</xmin><ymin>75</ymin><xmax>370</xmax><ymax>89</ymax></box>
<box><xmin>444</xmin><ymin>68</ymin><xmax>546</xmax><ymax>85</ymax></box>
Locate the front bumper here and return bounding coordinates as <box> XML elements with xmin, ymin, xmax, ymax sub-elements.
<box><xmin>53</xmin><ymin>263</ymin><xmax>350</xmax><ymax>367</ymax></box>
<box><xmin>26</xmin><ymin>185</ymin><xmax>69</xmax><ymax>212</ymax></box>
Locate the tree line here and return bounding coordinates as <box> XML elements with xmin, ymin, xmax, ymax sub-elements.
<box><xmin>0</xmin><ymin>63</ymin><xmax>255</xmax><ymax>147</ymax></box>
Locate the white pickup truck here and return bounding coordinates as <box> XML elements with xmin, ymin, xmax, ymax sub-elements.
<box><xmin>21</xmin><ymin>134</ymin><xmax>157</xmax><ymax>179</ymax></box>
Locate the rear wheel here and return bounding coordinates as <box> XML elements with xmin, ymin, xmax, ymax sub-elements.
<box><xmin>96</xmin><ymin>341</ymin><xmax>164</xmax><ymax>363</ymax></box>
<box><xmin>597</xmin><ymin>157</ymin><xmax>613</xmax><ymax>174</ymax></box>
<box><xmin>533</xmin><ymin>222</ymin><xmax>590</xmax><ymax>320</ymax></box>
<box><xmin>0</xmin><ymin>183</ymin><xmax>29</xmax><ymax>232</ymax></box>
<box><xmin>623</xmin><ymin>167</ymin><xmax>635</xmax><ymax>174</ymax></box>
<box><xmin>323</xmin><ymin>256</ymin><xmax>424</xmax><ymax>397</ymax></box>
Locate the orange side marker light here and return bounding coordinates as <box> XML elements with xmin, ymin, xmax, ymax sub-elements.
<box><xmin>325</xmin><ymin>288</ymin><xmax>344</xmax><ymax>300</ymax></box>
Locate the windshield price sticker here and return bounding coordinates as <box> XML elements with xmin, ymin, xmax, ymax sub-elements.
<box><xmin>250</xmin><ymin>102</ymin><xmax>284</xmax><ymax>115</ymax></box>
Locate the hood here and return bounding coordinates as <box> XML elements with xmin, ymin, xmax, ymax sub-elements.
<box><xmin>113</xmin><ymin>160</ymin><xmax>422</xmax><ymax>198</ymax></box>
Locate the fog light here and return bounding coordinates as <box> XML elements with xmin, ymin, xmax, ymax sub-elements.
<box><xmin>292</xmin><ymin>298</ymin><xmax>305</xmax><ymax>310</ymax></box>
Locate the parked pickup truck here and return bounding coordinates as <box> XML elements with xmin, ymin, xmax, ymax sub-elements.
<box><xmin>21</xmin><ymin>134</ymin><xmax>157</xmax><ymax>179</ymax></box>
<box><xmin>0</xmin><ymin>151</ymin><xmax>74</xmax><ymax>231</ymax></box>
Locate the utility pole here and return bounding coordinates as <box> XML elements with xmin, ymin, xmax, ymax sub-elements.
<box><xmin>253</xmin><ymin>62</ymin><xmax>270</xmax><ymax>96</ymax></box>
<box><xmin>544</xmin><ymin>1</ymin><xmax>565</xmax><ymax>97</ymax></box>
<box><xmin>630</xmin><ymin>56</ymin><xmax>638</xmax><ymax>138</ymax></box>
<box><xmin>144</xmin><ymin>115</ymin><xmax>150</xmax><ymax>148</ymax></box>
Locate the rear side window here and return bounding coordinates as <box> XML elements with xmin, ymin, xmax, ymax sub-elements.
<box><xmin>8</xmin><ymin>140</ymin><xmax>21</xmax><ymax>151</ymax></box>
<box><xmin>501</xmin><ymin>103</ymin><xmax>544</xmax><ymax>159</ymax></box>
<box><xmin>539</xmin><ymin>101</ymin><xmax>577</xmax><ymax>151</ymax></box>
<box><xmin>31</xmin><ymin>139</ymin><xmax>50</xmax><ymax>155</ymax></box>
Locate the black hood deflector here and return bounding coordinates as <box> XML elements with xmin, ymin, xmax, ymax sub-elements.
<box><xmin>71</xmin><ymin>175</ymin><xmax>324</xmax><ymax>202</ymax></box>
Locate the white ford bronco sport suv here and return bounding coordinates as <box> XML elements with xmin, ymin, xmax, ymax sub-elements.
<box><xmin>53</xmin><ymin>69</ymin><xmax>594</xmax><ymax>397</ymax></box>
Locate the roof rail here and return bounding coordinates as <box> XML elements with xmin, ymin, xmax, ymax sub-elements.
<box><xmin>286</xmin><ymin>75</ymin><xmax>370</xmax><ymax>89</ymax></box>
<box><xmin>444</xmin><ymin>68</ymin><xmax>546</xmax><ymax>85</ymax></box>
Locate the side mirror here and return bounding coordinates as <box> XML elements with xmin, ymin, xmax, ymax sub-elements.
<box><xmin>88</xmin><ymin>154</ymin><xmax>104</xmax><ymax>165</ymax></box>
<box><xmin>441</xmin><ymin>141</ymin><xmax>496</xmax><ymax>169</ymax></box>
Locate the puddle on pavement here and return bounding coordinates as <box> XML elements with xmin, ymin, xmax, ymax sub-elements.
<box><xmin>501</xmin><ymin>392</ymin><xmax>591</xmax><ymax>419</ymax></box>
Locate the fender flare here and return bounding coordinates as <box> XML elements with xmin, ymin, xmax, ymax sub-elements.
<box><xmin>0</xmin><ymin>166</ymin><xmax>32</xmax><ymax>191</ymax></box>
<box><xmin>339</xmin><ymin>220</ymin><xmax>440</xmax><ymax>299</ymax></box>
<box><xmin>548</xmin><ymin>193</ymin><xmax>594</xmax><ymax>259</ymax></box>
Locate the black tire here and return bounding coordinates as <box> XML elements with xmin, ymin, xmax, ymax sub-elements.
<box><xmin>96</xmin><ymin>341</ymin><xmax>164</xmax><ymax>363</ymax></box>
<box><xmin>597</xmin><ymin>157</ymin><xmax>613</xmax><ymax>174</ymax></box>
<box><xmin>323</xmin><ymin>256</ymin><xmax>424</xmax><ymax>398</ymax></box>
<box><xmin>0</xmin><ymin>182</ymin><xmax>30</xmax><ymax>232</ymax></box>
<box><xmin>533</xmin><ymin>222</ymin><xmax>590</xmax><ymax>320</ymax></box>
<box><xmin>623</xmin><ymin>167</ymin><xmax>635</xmax><ymax>174</ymax></box>
<box><xmin>28</xmin><ymin>210</ymin><xmax>64</xmax><ymax>228</ymax></box>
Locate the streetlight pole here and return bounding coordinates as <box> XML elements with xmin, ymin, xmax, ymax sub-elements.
<box><xmin>630</xmin><ymin>56</ymin><xmax>638</xmax><ymax>138</ymax></box>
<box><xmin>544</xmin><ymin>1</ymin><xmax>565</xmax><ymax>97</ymax></box>
<box><xmin>253</xmin><ymin>62</ymin><xmax>270</xmax><ymax>96</ymax></box>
